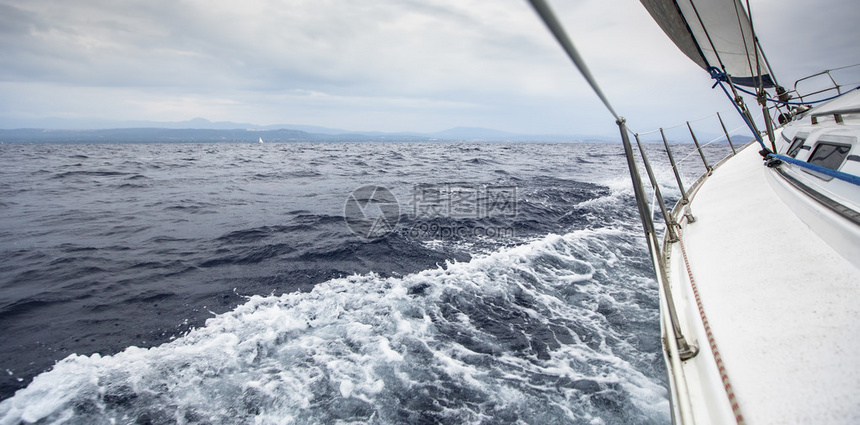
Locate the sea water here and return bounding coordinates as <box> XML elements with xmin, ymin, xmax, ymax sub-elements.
<box><xmin>0</xmin><ymin>141</ymin><xmax>730</xmax><ymax>424</ymax></box>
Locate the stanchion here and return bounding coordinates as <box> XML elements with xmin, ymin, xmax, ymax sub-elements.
<box><xmin>687</xmin><ymin>121</ymin><xmax>713</xmax><ymax>174</ymax></box>
<box><xmin>618</xmin><ymin>117</ymin><xmax>697</xmax><ymax>361</ymax></box>
<box><xmin>634</xmin><ymin>133</ymin><xmax>679</xmax><ymax>243</ymax></box>
<box><xmin>717</xmin><ymin>112</ymin><xmax>737</xmax><ymax>155</ymax></box>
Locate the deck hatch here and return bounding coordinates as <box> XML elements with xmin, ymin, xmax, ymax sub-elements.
<box><xmin>802</xmin><ymin>142</ymin><xmax>852</xmax><ymax>181</ymax></box>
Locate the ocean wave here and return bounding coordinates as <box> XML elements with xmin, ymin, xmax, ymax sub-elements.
<box><xmin>0</xmin><ymin>230</ymin><xmax>668</xmax><ymax>425</ymax></box>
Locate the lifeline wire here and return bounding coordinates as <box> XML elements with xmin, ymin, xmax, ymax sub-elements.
<box><xmin>636</xmin><ymin>112</ymin><xmax>733</xmax><ymax>136</ymax></box>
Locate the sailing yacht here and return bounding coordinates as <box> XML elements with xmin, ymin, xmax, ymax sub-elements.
<box><xmin>528</xmin><ymin>0</ymin><xmax>860</xmax><ymax>423</ymax></box>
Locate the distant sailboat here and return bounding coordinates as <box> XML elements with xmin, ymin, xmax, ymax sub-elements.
<box><xmin>258</xmin><ymin>137</ymin><xmax>264</xmax><ymax>144</ymax></box>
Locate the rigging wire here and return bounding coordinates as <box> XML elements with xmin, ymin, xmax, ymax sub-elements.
<box><xmin>823</xmin><ymin>63</ymin><xmax>860</xmax><ymax>73</ymax></box>
<box><xmin>526</xmin><ymin>0</ymin><xmax>709</xmax><ymax>383</ymax></box>
<box><xmin>686</xmin><ymin>0</ymin><xmax>725</xmax><ymax>72</ymax></box>
<box><xmin>734</xmin><ymin>0</ymin><xmax>759</xmax><ymax>89</ymax></box>
<box><xmin>525</xmin><ymin>0</ymin><xmax>620</xmax><ymax>121</ymax></box>
<box><xmin>743</xmin><ymin>0</ymin><xmax>782</xmax><ymax>90</ymax></box>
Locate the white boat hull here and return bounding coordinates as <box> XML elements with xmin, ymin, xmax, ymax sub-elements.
<box><xmin>660</xmin><ymin>140</ymin><xmax>860</xmax><ymax>424</ymax></box>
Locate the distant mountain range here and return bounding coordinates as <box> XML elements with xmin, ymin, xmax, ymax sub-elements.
<box><xmin>0</xmin><ymin>117</ymin><xmax>746</xmax><ymax>144</ymax></box>
<box><xmin>0</xmin><ymin>117</ymin><xmax>608</xmax><ymax>143</ymax></box>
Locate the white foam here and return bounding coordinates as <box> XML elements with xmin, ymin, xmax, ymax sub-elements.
<box><xmin>339</xmin><ymin>380</ymin><xmax>354</xmax><ymax>398</ymax></box>
<box><xmin>0</xmin><ymin>228</ymin><xmax>669</xmax><ymax>424</ymax></box>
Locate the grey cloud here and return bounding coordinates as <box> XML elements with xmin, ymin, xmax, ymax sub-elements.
<box><xmin>0</xmin><ymin>0</ymin><xmax>553</xmax><ymax>94</ymax></box>
<box><xmin>0</xmin><ymin>0</ymin><xmax>856</xmax><ymax>134</ymax></box>
<box><xmin>0</xmin><ymin>3</ymin><xmax>46</xmax><ymax>35</ymax></box>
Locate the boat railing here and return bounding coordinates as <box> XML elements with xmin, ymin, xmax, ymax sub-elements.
<box><xmin>759</xmin><ymin>64</ymin><xmax>860</xmax><ymax>126</ymax></box>
<box><xmin>524</xmin><ymin>0</ymin><xmax>756</xmax><ymax>365</ymax></box>
<box><xmin>792</xmin><ymin>63</ymin><xmax>860</xmax><ymax>104</ymax></box>
<box><xmin>525</xmin><ymin>3</ymin><xmax>856</xmax><ymax>421</ymax></box>
<box><xmin>619</xmin><ymin>111</ymin><xmax>756</xmax><ymax>361</ymax></box>
<box><xmin>629</xmin><ymin>111</ymin><xmax>752</xmax><ymax>228</ymax></box>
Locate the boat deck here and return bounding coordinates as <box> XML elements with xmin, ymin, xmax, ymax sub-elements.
<box><xmin>665</xmin><ymin>143</ymin><xmax>860</xmax><ymax>424</ymax></box>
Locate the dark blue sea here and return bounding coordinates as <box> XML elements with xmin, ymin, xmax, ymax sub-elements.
<box><xmin>0</xmin><ymin>141</ymin><xmax>731</xmax><ymax>424</ymax></box>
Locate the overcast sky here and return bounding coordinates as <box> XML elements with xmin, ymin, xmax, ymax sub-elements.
<box><xmin>1</xmin><ymin>0</ymin><xmax>858</xmax><ymax>135</ymax></box>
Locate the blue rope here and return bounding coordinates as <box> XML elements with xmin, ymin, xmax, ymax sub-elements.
<box><xmin>708</xmin><ymin>69</ymin><xmax>767</xmax><ymax>149</ymax></box>
<box><xmin>769</xmin><ymin>153</ymin><xmax>860</xmax><ymax>186</ymax></box>
<box><xmin>706</xmin><ymin>67</ymin><xmax>860</xmax><ymax>186</ymax></box>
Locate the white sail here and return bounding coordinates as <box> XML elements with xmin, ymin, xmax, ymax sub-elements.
<box><xmin>640</xmin><ymin>0</ymin><xmax>773</xmax><ymax>87</ymax></box>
